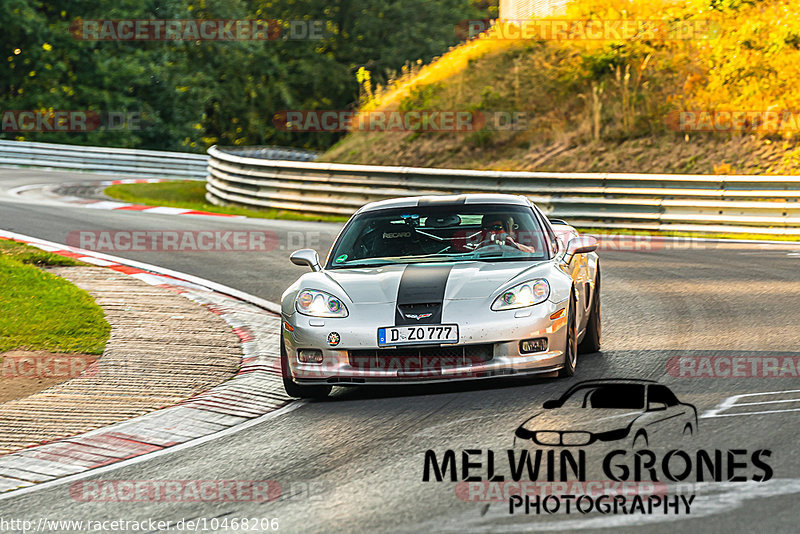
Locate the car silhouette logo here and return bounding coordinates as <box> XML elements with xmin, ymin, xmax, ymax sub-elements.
<box><xmin>514</xmin><ymin>379</ymin><xmax>698</xmax><ymax>448</ymax></box>
<box><xmin>405</xmin><ymin>313</ymin><xmax>433</xmax><ymax>320</ymax></box>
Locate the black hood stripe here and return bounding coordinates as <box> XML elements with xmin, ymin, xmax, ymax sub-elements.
<box><xmin>394</xmin><ymin>264</ymin><xmax>453</xmax><ymax>325</ymax></box>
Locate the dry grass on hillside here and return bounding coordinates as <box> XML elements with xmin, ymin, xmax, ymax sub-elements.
<box><xmin>322</xmin><ymin>0</ymin><xmax>800</xmax><ymax>174</ymax></box>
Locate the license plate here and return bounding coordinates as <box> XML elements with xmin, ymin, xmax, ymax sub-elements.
<box><xmin>378</xmin><ymin>325</ymin><xmax>459</xmax><ymax>346</ymax></box>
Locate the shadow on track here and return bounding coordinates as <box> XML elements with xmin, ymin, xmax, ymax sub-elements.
<box><xmin>320</xmin><ymin>351</ymin><xmax>608</xmax><ymax>403</ymax></box>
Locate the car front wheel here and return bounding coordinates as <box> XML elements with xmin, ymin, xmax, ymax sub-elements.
<box><xmin>578</xmin><ymin>265</ymin><xmax>601</xmax><ymax>354</ymax></box>
<box><xmin>558</xmin><ymin>293</ymin><xmax>578</xmax><ymax>378</ymax></box>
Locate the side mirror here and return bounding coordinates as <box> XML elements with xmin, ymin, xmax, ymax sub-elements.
<box><xmin>542</xmin><ymin>399</ymin><xmax>561</xmax><ymax>409</ymax></box>
<box><xmin>290</xmin><ymin>249</ymin><xmax>321</xmax><ymax>272</ymax></box>
<box><xmin>647</xmin><ymin>401</ymin><xmax>667</xmax><ymax>412</ymax></box>
<box><xmin>564</xmin><ymin>236</ymin><xmax>598</xmax><ymax>263</ymax></box>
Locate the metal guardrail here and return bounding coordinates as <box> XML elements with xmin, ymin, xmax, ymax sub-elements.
<box><xmin>207</xmin><ymin>145</ymin><xmax>800</xmax><ymax>235</ymax></box>
<box><xmin>0</xmin><ymin>140</ymin><xmax>208</xmax><ymax>179</ymax></box>
<box><xmin>0</xmin><ymin>141</ymin><xmax>318</xmax><ymax>179</ymax></box>
<box><xmin>220</xmin><ymin>145</ymin><xmax>319</xmax><ymax>162</ymax></box>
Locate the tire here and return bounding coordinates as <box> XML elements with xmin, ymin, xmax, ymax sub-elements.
<box><xmin>633</xmin><ymin>430</ymin><xmax>649</xmax><ymax>449</ymax></box>
<box><xmin>578</xmin><ymin>265</ymin><xmax>601</xmax><ymax>354</ymax></box>
<box><xmin>558</xmin><ymin>294</ymin><xmax>578</xmax><ymax>378</ymax></box>
<box><xmin>281</xmin><ymin>336</ymin><xmax>332</xmax><ymax>400</ymax></box>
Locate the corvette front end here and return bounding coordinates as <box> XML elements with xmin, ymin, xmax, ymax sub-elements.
<box><xmin>279</xmin><ymin>194</ymin><xmax>600</xmax><ymax>397</ymax></box>
<box><xmin>282</xmin><ymin>285</ymin><xmax>571</xmax><ymax>385</ymax></box>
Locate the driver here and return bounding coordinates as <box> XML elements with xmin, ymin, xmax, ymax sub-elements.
<box><xmin>478</xmin><ymin>214</ymin><xmax>536</xmax><ymax>253</ymax></box>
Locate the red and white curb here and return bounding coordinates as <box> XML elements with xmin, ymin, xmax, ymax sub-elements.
<box><xmin>0</xmin><ymin>230</ymin><xmax>293</xmax><ymax>496</ymax></box>
<box><xmin>8</xmin><ymin>178</ymin><xmax>242</xmax><ymax>218</ymax></box>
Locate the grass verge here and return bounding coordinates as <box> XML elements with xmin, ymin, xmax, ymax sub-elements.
<box><xmin>0</xmin><ymin>240</ymin><xmax>110</xmax><ymax>355</ymax></box>
<box><xmin>104</xmin><ymin>181</ymin><xmax>348</xmax><ymax>222</ymax></box>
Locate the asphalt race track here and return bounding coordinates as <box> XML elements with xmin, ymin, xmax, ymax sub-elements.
<box><xmin>1</xmin><ymin>168</ymin><xmax>800</xmax><ymax>533</ymax></box>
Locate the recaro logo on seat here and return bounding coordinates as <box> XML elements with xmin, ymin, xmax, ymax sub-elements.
<box><xmin>383</xmin><ymin>232</ymin><xmax>412</xmax><ymax>239</ymax></box>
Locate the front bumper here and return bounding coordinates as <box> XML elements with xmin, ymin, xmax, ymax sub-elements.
<box><xmin>283</xmin><ymin>299</ymin><xmax>569</xmax><ymax>385</ymax></box>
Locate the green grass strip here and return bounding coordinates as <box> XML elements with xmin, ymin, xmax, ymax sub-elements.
<box><xmin>0</xmin><ymin>241</ymin><xmax>110</xmax><ymax>354</ymax></box>
<box><xmin>104</xmin><ymin>181</ymin><xmax>348</xmax><ymax>222</ymax></box>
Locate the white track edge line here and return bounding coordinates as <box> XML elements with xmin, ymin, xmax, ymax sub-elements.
<box><xmin>0</xmin><ymin>402</ymin><xmax>306</xmax><ymax>502</ymax></box>
<box><xmin>6</xmin><ymin>183</ymin><xmax>49</xmax><ymax>197</ymax></box>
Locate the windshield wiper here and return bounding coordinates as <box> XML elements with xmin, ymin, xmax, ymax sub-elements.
<box><xmin>471</xmin><ymin>255</ymin><xmax>542</xmax><ymax>262</ymax></box>
<box><xmin>331</xmin><ymin>253</ymin><xmax>542</xmax><ymax>268</ymax></box>
<box><xmin>331</xmin><ymin>261</ymin><xmax>397</xmax><ymax>269</ymax></box>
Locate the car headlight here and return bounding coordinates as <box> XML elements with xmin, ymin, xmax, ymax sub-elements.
<box><xmin>491</xmin><ymin>279</ymin><xmax>549</xmax><ymax>311</ymax></box>
<box><xmin>295</xmin><ymin>289</ymin><xmax>349</xmax><ymax>318</ymax></box>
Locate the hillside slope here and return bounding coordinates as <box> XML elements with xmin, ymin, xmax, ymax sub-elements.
<box><xmin>320</xmin><ymin>0</ymin><xmax>800</xmax><ymax>175</ymax></box>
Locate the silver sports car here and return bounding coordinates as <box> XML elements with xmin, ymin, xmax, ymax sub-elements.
<box><xmin>280</xmin><ymin>194</ymin><xmax>601</xmax><ymax>398</ymax></box>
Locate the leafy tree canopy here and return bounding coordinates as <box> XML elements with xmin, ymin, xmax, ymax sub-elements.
<box><xmin>1</xmin><ymin>0</ymin><xmax>492</xmax><ymax>151</ymax></box>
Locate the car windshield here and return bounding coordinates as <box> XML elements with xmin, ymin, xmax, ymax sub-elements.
<box><xmin>559</xmin><ymin>384</ymin><xmax>646</xmax><ymax>409</ymax></box>
<box><xmin>327</xmin><ymin>204</ymin><xmax>549</xmax><ymax>268</ymax></box>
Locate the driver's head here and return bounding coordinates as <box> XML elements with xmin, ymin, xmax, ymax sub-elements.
<box><xmin>481</xmin><ymin>214</ymin><xmax>514</xmax><ymax>235</ymax></box>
